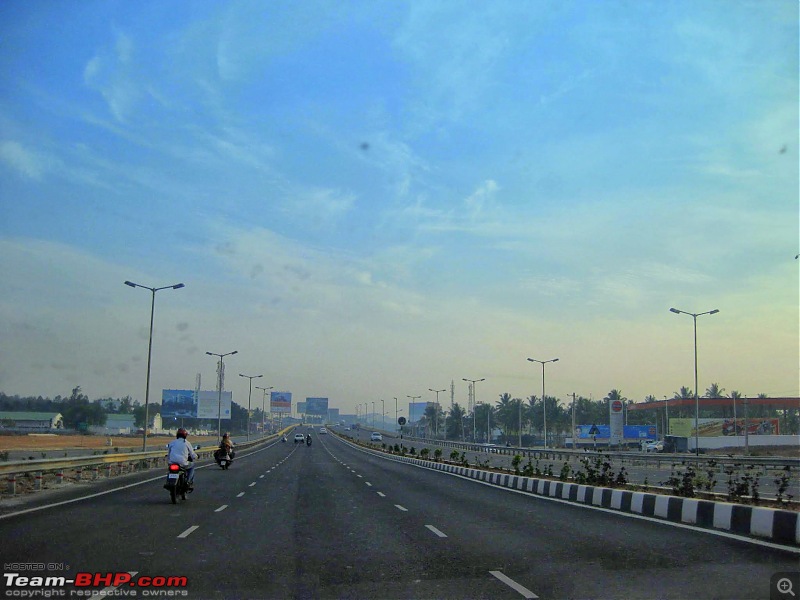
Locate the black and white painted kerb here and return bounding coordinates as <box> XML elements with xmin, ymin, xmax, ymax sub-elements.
<box><xmin>358</xmin><ymin>448</ymin><xmax>800</xmax><ymax>548</ymax></box>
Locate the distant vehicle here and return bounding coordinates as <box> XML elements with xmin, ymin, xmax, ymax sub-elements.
<box><xmin>319</xmin><ymin>427</ymin><xmax>327</xmax><ymax>434</ymax></box>
<box><xmin>370</xmin><ymin>432</ymin><xmax>382</xmax><ymax>442</ymax></box>
<box><xmin>293</xmin><ymin>433</ymin><xmax>306</xmax><ymax>444</ymax></box>
<box><xmin>345</xmin><ymin>427</ymin><xmax>351</xmax><ymax>431</ymax></box>
<box><xmin>646</xmin><ymin>440</ymin><xmax>664</xmax><ymax>453</ymax></box>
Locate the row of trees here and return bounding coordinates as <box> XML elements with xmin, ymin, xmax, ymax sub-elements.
<box><xmin>0</xmin><ymin>388</ymin><xmax>261</xmax><ymax>433</ymax></box>
<box><xmin>409</xmin><ymin>386</ymin><xmax>793</xmax><ymax>442</ymax></box>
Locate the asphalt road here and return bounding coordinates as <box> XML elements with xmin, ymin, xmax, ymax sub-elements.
<box><xmin>345</xmin><ymin>427</ymin><xmax>798</xmax><ymax>500</ymax></box>
<box><xmin>1</xmin><ymin>429</ymin><xmax>797</xmax><ymax>599</ymax></box>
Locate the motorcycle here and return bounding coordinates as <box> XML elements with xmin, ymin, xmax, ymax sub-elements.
<box><xmin>306</xmin><ymin>435</ymin><xmax>312</xmax><ymax>446</ymax></box>
<box><xmin>164</xmin><ymin>444</ymin><xmax>199</xmax><ymax>504</ymax></box>
<box><xmin>282</xmin><ymin>435</ymin><xmax>287</xmax><ymax>443</ymax></box>
<box><xmin>164</xmin><ymin>462</ymin><xmax>190</xmax><ymax>504</ymax></box>
<box><xmin>214</xmin><ymin>447</ymin><xmax>234</xmax><ymax>469</ymax></box>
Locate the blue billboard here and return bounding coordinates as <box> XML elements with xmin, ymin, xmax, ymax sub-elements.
<box><xmin>161</xmin><ymin>390</ymin><xmax>196</xmax><ymax>418</ymax></box>
<box><xmin>306</xmin><ymin>397</ymin><xmax>329</xmax><ymax>416</ymax></box>
<box><xmin>575</xmin><ymin>425</ymin><xmax>656</xmax><ymax>440</ymax></box>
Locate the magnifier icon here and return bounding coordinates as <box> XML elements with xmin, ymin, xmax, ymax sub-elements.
<box><xmin>778</xmin><ymin>578</ymin><xmax>796</xmax><ymax>597</ymax></box>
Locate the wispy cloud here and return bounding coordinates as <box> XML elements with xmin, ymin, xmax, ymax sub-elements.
<box><xmin>0</xmin><ymin>141</ymin><xmax>46</xmax><ymax>180</ymax></box>
<box><xmin>83</xmin><ymin>31</ymin><xmax>142</xmax><ymax>123</ymax></box>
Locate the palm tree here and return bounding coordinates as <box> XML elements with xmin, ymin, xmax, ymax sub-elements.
<box><xmin>495</xmin><ymin>393</ymin><xmax>515</xmax><ymax>441</ymax></box>
<box><xmin>704</xmin><ymin>383</ymin><xmax>726</xmax><ymax>398</ymax></box>
<box><xmin>447</xmin><ymin>403</ymin><xmax>466</xmax><ymax>440</ymax></box>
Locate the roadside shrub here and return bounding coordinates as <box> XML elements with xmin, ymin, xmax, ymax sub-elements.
<box><xmin>434</xmin><ymin>448</ymin><xmax>442</xmax><ymax>461</ymax></box>
<box><xmin>775</xmin><ymin>466</ymin><xmax>794</xmax><ymax>505</ymax></box>
<box><xmin>419</xmin><ymin>448</ymin><xmax>430</xmax><ymax>459</ymax></box>
<box><xmin>511</xmin><ymin>454</ymin><xmax>522</xmax><ymax>475</ymax></box>
<box><xmin>450</xmin><ymin>450</ymin><xmax>460</xmax><ymax>461</ymax></box>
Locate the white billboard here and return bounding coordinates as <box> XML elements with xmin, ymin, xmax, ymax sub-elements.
<box><xmin>197</xmin><ymin>390</ymin><xmax>232</xmax><ymax>419</ymax></box>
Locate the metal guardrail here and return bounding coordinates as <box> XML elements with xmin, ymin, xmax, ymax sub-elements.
<box><xmin>1</xmin><ymin>426</ymin><xmax>296</xmax><ymax>495</ymax></box>
<box><xmin>393</xmin><ymin>435</ymin><xmax>800</xmax><ymax>471</ymax></box>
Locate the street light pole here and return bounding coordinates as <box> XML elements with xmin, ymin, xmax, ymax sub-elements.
<box><xmin>239</xmin><ymin>373</ymin><xmax>262</xmax><ymax>441</ymax></box>
<box><xmin>527</xmin><ymin>358</ymin><xmax>558</xmax><ymax>449</ymax></box>
<box><xmin>206</xmin><ymin>350</ymin><xmax>238</xmax><ymax>444</ymax></box>
<box><xmin>256</xmin><ymin>386</ymin><xmax>273</xmax><ymax>435</ymax></box>
<box><xmin>381</xmin><ymin>399</ymin><xmax>385</xmax><ymax>430</ymax></box>
<box><xmin>670</xmin><ymin>307</ymin><xmax>719</xmax><ymax>456</ymax></box>
<box><xmin>124</xmin><ymin>280</ymin><xmax>184</xmax><ymax>451</ymax></box>
<box><xmin>429</xmin><ymin>388</ymin><xmax>445</xmax><ymax>438</ymax></box>
<box><xmin>462</xmin><ymin>378</ymin><xmax>485</xmax><ymax>443</ymax></box>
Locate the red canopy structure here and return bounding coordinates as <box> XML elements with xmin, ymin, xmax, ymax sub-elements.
<box><xmin>628</xmin><ymin>397</ymin><xmax>800</xmax><ymax>411</ymax></box>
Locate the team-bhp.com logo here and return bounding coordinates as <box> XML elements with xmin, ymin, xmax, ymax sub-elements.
<box><xmin>3</xmin><ymin>571</ymin><xmax>189</xmax><ymax>597</ymax></box>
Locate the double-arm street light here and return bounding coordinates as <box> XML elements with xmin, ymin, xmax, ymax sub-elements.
<box><xmin>255</xmin><ymin>385</ymin><xmax>273</xmax><ymax>435</ymax></box>
<box><xmin>429</xmin><ymin>388</ymin><xmax>445</xmax><ymax>438</ymax></box>
<box><xmin>239</xmin><ymin>373</ymin><xmax>262</xmax><ymax>441</ymax></box>
<box><xmin>527</xmin><ymin>358</ymin><xmax>558</xmax><ymax>449</ymax></box>
<box><xmin>124</xmin><ymin>280</ymin><xmax>185</xmax><ymax>451</ymax></box>
<box><xmin>669</xmin><ymin>307</ymin><xmax>719</xmax><ymax>456</ymax></box>
<box><xmin>206</xmin><ymin>350</ymin><xmax>238</xmax><ymax>443</ymax></box>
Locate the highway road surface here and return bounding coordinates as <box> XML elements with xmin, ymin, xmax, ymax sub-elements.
<box><xmin>1</xmin><ymin>430</ymin><xmax>797</xmax><ymax>599</ymax></box>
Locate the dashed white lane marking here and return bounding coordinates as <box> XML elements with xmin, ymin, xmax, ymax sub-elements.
<box><xmin>489</xmin><ymin>571</ymin><xmax>538</xmax><ymax>599</ymax></box>
<box><xmin>365</xmin><ymin>482</ymin><xmax>372</xmax><ymax>487</ymax></box>
<box><xmin>394</xmin><ymin>504</ymin><xmax>408</xmax><ymax>512</ymax></box>
<box><xmin>215</xmin><ymin>505</ymin><xmax>228</xmax><ymax>513</ymax></box>
<box><xmin>259</xmin><ymin>475</ymin><xmax>265</xmax><ymax>478</ymax></box>
<box><xmin>237</xmin><ymin>492</ymin><xmax>245</xmax><ymax>497</ymax></box>
<box><xmin>425</xmin><ymin>525</ymin><xmax>447</xmax><ymax>538</ymax></box>
<box><xmin>377</xmin><ymin>492</ymin><xmax>386</xmax><ymax>497</ymax></box>
<box><xmin>357</xmin><ymin>475</ymin><xmax>363</xmax><ymax>478</ymax></box>
<box><xmin>249</xmin><ymin>482</ymin><xmax>257</xmax><ymax>487</ymax></box>
<box><xmin>177</xmin><ymin>525</ymin><xmax>199</xmax><ymax>539</ymax></box>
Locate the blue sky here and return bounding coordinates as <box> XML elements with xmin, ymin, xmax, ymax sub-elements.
<box><xmin>1</xmin><ymin>1</ymin><xmax>797</xmax><ymax>416</ymax></box>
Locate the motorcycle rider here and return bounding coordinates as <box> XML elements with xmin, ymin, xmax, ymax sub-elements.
<box><xmin>221</xmin><ymin>432</ymin><xmax>235</xmax><ymax>461</ymax></box>
<box><xmin>167</xmin><ymin>428</ymin><xmax>197</xmax><ymax>490</ymax></box>
<box><xmin>306</xmin><ymin>433</ymin><xmax>312</xmax><ymax>446</ymax></box>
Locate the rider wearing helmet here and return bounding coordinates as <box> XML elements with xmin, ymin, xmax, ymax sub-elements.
<box><xmin>167</xmin><ymin>428</ymin><xmax>198</xmax><ymax>489</ymax></box>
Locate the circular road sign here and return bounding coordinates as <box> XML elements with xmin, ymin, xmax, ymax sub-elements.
<box><xmin>611</xmin><ymin>400</ymin><xmax>623</xmax><ymax>413</ymax></box>
<box><xmin>398</xmin><ymin>416</ymin><xmax>407</xmax><ymax>425</ymax></box>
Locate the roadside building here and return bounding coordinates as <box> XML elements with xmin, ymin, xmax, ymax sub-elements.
<box><xmin>0</xmin><ymin>411</ymin><xmax>64</xmax><ymax>431</ymax></box>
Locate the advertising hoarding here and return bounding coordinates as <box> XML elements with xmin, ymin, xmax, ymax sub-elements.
<box><xmin>162</xmin><ymin>389</ymin><xmax>232</xmax><ymax>419</ymax></box>
<box><xmin>297</xmin><ymin>401</ymin><xmax>306</xmax><ymax>414</ymax></box>
<box><xmin>271</xmin><ymin>391</ymin><xmax>292</xmax><ymax>414</ymax></box>
<box><xmin>408</xmin><ymin>402</ymin><xmax>429</xmax><ymax>422</ymax></box>
<box><xmin>305</xmin><ymin>397</ymin><xmax>329</xmax><ymax>416</ymax></box>
<box><xmin>574</xmin><ymin>425</ymin><xmax>657</xmax><ymax>440</ymax></box>
<box><xmin>197</xmin><ymin>390</ymin><xmax>232</xmax><ymax>419</ymax></box>
<box><xmin>669</xmin><ymin>418</ymin><xmax>780</xmax><ymax>437</ymax></box>
<box><xmin>161</xmin><ymin>389</ymin><xmax>196</xmax><ymax>418</ymax></box>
